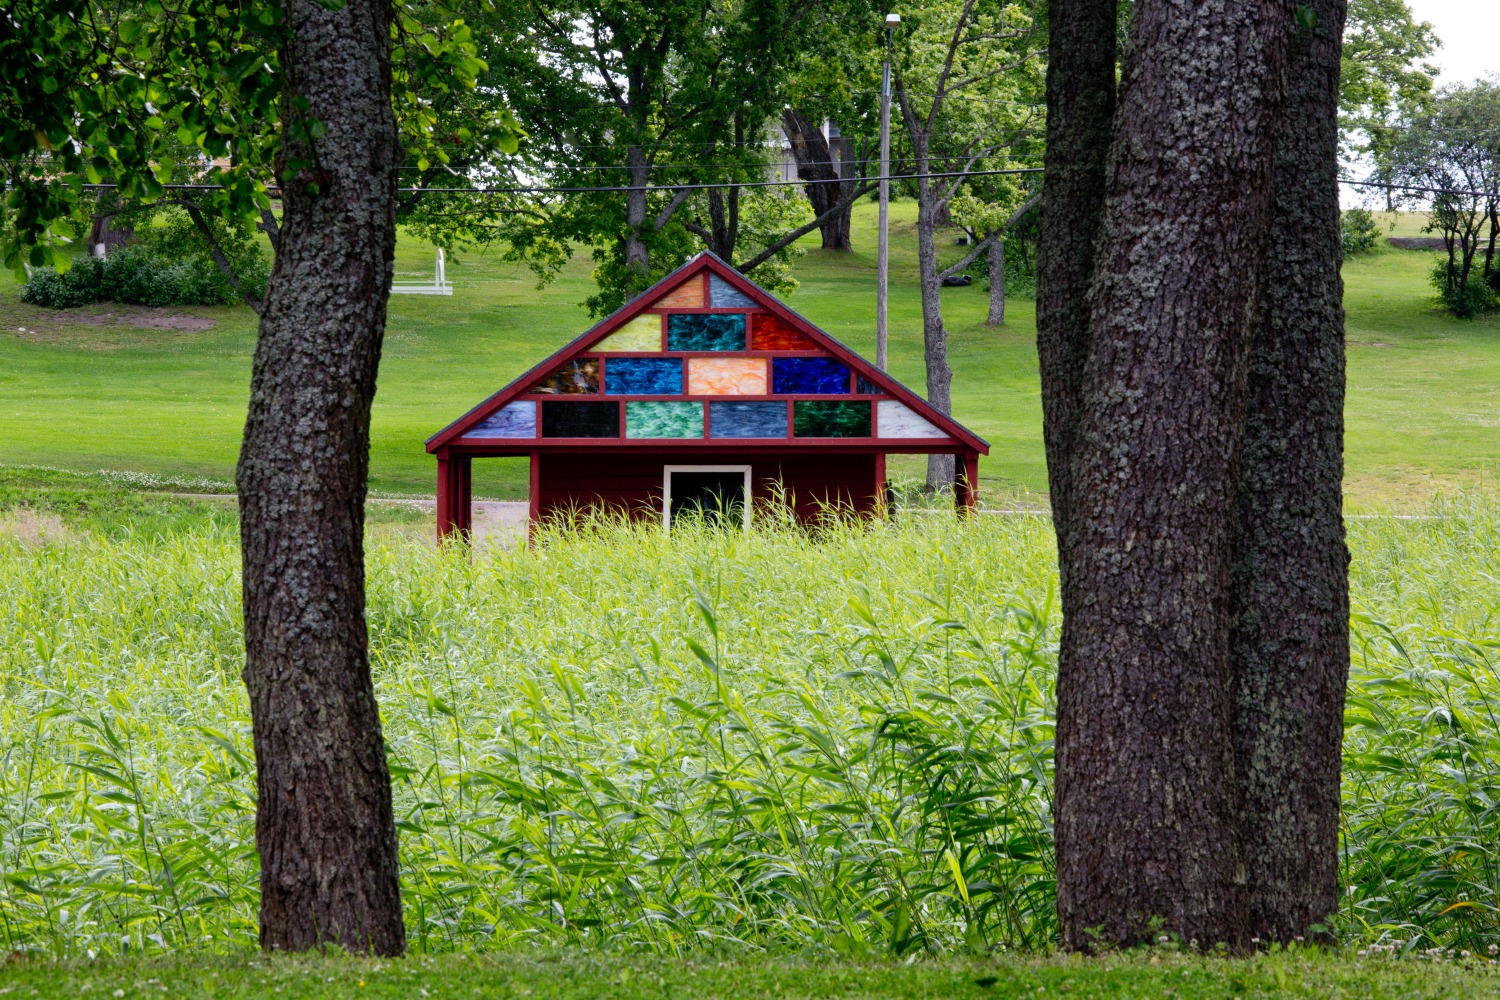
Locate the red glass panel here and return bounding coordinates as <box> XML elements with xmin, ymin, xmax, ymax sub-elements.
<box><xmin>751</xmin><ymin>313</ymin><xmax>817</xmax><ymax>351</ymax></box>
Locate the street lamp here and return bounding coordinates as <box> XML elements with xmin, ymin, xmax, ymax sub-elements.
<box><xmin>876</xmin><ymin>12</ymin><xmax>900</xmax><ymax>371</ymax></box>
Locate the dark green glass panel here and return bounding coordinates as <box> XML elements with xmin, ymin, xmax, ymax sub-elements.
<box><xmin>542</xmin><ymin>401</ymin><xmax>619</xmax><ymax>437</ymax></box>
<box><xmin>794</xmin><ymin>400</ymin><xmax>871</xmax><ymax>438</ymax></box>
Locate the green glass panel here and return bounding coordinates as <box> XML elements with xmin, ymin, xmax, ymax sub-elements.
<box><xmin>626</xmin><ymin>401</ymin><xmax>704</xmax><ymax>438</ymax></box>
<box><xmin>794</xmin><ymin>400</ymin><xmax>871</xmax><ymax>438</ymax></box>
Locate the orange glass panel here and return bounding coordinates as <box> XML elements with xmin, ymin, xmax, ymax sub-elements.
<box><xmin>751</xmin><ymin>312</ymin><xmax>817</xmax><ymax>350</ymax></box>
<box><xmin>687</xmin><ymin>357</ymin><xmax>767</xmax><ymax>395</ymax></box>
<box><xmin>651</xmin><ymin>276</ymin><xmax>705</xmax><ymax>309</ymax></box>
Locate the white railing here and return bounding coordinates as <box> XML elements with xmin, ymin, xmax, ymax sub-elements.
<box><xmin>391</xmin><ymin>248</ymin><xmax>453</xmax><ymax>296</ymax></box>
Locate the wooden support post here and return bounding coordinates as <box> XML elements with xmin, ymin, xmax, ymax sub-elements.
<box><xmin>956</xmin><ymin>451</ymin><xmax>979</xmax><ymax>514</ymax></box>
<box><xmin>435</xmin><ymin>451</ymin><xmax>454</xmax><ymax>541</ymax></box>
<box><xmin>454</xmin><ymin>455</ymin><xmax>473</xmax><ymax>539</ymax></box>
<box><xmin>527</xmin><ymin>451</ymin><xmax>541</xmax><ymax>546</ymax></box>
<box><xmin>874</xmin><ymin>451</ymin><xmax>888</xmax><ymax>517</ymax></box>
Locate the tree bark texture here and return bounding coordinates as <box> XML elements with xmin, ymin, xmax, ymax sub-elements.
<box><xmin>987</xmin><ymin>235</ymin><xmax>1005</xmax><ymax>326</ymax></box>
<box><xmin>782</xmin><ymin>108</ymin><xmax>853</xmax><ymax>251</ymax></box>
<box><xmin>625</xmin><ymin>143</ymin><xmax>651</xmax><ymax>283</ymax></box>
<box><xmin>1034</xmin><ymin>0</ymin><xmax>1117</xmax><ymax>579</ymax></box>
<box><xmin>913</xmin><ymin>134</ymin><xmax>956</xmax><ymax>490</ymax></box>
<box><xmin>1231</xmin><ymin>0</ymin><xmax>1350</xmax><ymax>944</ymax></box>
<box><xmin>1053</xmin><ymin>0</ymin><xmax>1295</xmax><ymax>950</ymax></box>
<box><xmin>236</xmin><ymin>0</ymin><xmax>405</xmax><ymax>956</ymax></box>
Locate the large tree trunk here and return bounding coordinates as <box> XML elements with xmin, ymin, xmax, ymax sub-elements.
<box><xmin>1034</xmin><ymin>0</ymin><xmax>1117</xmax><ymax>576</ymax></box>
<box><xmin>625</xmin><ymin>143</ymin><xmax>651</xmax><ymax>287</ymax></box>
<box><xmin>912</xmin><ymin>137</ymin><xmax>955</xmax><ymax>491</ymax></box>
<box><xmin>987</xmin><ymin>235</ymin><xmax>1005</xmax><ymax>326</ymax></box>
<box><xmin>782</xmin><ymin>108</ymin><xmax>852</xmax><ymax>251</ymax></box>
<box><xmin>1231</xmin><ymin>0</ymin><xmax>1350</xmax><ymax>945</ymax></box>
<box><xmin>1052</xmin><ymin>0</ymin><xmax>1294</xmax><ymax>951</ymax></box>
<box><xmin>236</xmin><ymin>0</ymin><xmax>405</xmax><ymax>956</ymax></box>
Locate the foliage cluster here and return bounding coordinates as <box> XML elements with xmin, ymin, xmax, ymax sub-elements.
<box><xmin>1340</xmin><ymin>208</ymin><xmax>1384</xmax><ymax>257</ymax></box>
<box><xmin>20</xmin><ymin>211</ymin><xmax>269</xmax><ymax>309</ymax></box>
<box><xmin>1</xmin><ymin>499</ymin><xmax>1497</xmax><ymax>958</ymax></box>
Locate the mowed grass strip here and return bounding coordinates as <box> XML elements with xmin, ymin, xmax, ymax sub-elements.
<box><xmin>0</xmin><ymin>207</ymin><xmax>1494</xmax><ymax>506</ymax></box>
<box><xmin>2</xmin><ymin>950</ymin><xmax>1498</xmax><ymax>999</ymax></box>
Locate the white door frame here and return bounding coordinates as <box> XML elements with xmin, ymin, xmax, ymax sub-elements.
<box><xmin>662</xmin><ymin>465</ymin><xmax>752</xmax><ymax>530</ymax></box>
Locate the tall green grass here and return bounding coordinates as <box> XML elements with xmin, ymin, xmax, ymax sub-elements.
<box><xmin>1</xmin><ymin>500</ymin><xmax>1497</xmax><ymax>958</ymax></box>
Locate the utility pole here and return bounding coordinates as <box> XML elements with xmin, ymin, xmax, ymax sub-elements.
<box><xmin>876</xmin><ymin>11</ymin><xmax>899</xmax><ymax>371</ymax></box>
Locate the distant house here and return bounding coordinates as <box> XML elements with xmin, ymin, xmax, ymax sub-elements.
<box><xmin>425</xmin><ymin>251</ymin><xmax>986</xmax><ymax>536</ymax></box>
<box><xmin>768</xmin><ymin>119</ymin><xmax>849</xmax><ymax>183</ymax></box>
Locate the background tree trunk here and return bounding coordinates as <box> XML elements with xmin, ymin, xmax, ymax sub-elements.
<box><xmin>1231</xmin><ymin>0</ymin><xmax>1351</xmax><ymax>945</ymax></box>
<box><xmin>236</xmin><ymin>0</ymin><xmax>405</xmax><ymax>956</ymax></box>
<box><xmin>987</xmin><ymin>234</ymin><xmax>1005</xmax><ymax>325</ymax></box>
<box><xmin>912</xmin><ymin>134</ymin><xmax>955</xmax><ymax>491</ymax></box>
<box><xmin>782</xmin><ymin>108</ymin><xmax>853</xmax><ymax>251</ymax></box>
<box><xmin>1052</xmin><ymin>0</ymin><xmax>1294</xmax><ymax>950</ymax></box>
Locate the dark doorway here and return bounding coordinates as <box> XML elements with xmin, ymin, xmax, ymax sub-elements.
<box><xmin>668</xmin><ymin>470</ymin><xmax>747</xmax><ymax>529</ymax></box>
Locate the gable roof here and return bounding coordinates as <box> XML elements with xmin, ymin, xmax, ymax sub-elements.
<box><xmin>426</xmin><ymin>250</ymin><xmax>989</xmax><ymax>453</ymax></box>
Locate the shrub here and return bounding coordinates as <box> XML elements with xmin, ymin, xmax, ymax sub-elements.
<box><xmin>19</xmin><ymin>258</ymin><xmax>104</xmax><ymax>308</ymax></box>
<box><xmin>1340</xmin><ymin>207</ymin><xmax>1382</xmax><ymax>257</ymax></box>
<box><xmin>1429</xmin><ymin>257</ymin><xmax>1498</xmax><ymax>319</ymax></box>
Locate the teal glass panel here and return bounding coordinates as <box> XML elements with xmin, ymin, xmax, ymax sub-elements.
<box><xmin>794</xmin><ymin>400</ymin><xmax>871</xmax><ymax>437</ymax></box>
<box><xmin>667</xmin><ymin>313</ymin><xmax>746</xmax><ymax>351</ymax></box>
<box><xmin>626</xmin><ymin>401</ymin><xmax>704</xmax><ymax>438</ymax></box>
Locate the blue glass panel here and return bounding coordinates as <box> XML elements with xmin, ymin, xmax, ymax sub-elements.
<box><xmin>667</xmin><ymin>313</ymin><xmax>746</xmax><ymax>351</ymax></box>
<box><xmin>709</xmin><ymin>274</ymin><xmax>758</xmax><ymax>309</ymax></box>
<box><xmin>772</xmin><ymin>357</ymin><xmax>851</xmax><ymax>394</ymax></box>
<box><xmin>709</xmin><ymin>401</ymin><xmax>787</xmax><ymax>439</ymax></box>
<box><xmin>464</xmin><ymin>401</ymin><xmax>536</xmax><ymax>438</ymax></box>
<box><xmin>605</xmin><ymin>357</ymin><xmax>683</xmax><ymax>395</ymax></box>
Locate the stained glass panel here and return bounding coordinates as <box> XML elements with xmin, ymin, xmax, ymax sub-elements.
<box><xmin>710</xmin><ymin>401</ymin><xmax>787</xmax><ymax>438</ymax></box>
<box><xmin>626</xmin><ymin>401</ymin><xmax>703</xmax><ymax>438</ymax></box>
<box><xmin>652</xmin><ymin>278</ymin><xmax>705</xmax><ymax>309</ymax></box>
<box><xmin>751</xmin><ymin>312</ymin><xmax>817</xmax><ymax>351</ymax></box>
<box><xmin>542</xmin><ymin>400</ymin><xmax>619</xmax><ymax>437</ymax></box>
<box><xmin>668</xmin><ymin>313</ymin><xmax>746</xmax><ymax>351</ymax></box>
<box><xmin>463</xmin><ymin>401</ymin><xmax>536</xmax><ymax>439</ymax></box>
<box><xmin>596</xmin><ymin>315</ymin><xmax>662</xmax><ymax>352</ymax></box>
<box><xmin>687</xmin><ymin>357</ymin><xmax>766</xmax><ymax>395</ymax></box>
<box><xmin>605</xmin><ymin>357</ymin><xmax>683</xmax><ymax>395</ymax></box>
<box><xmin>856</xmin><ymin>375</ymin><xmax>880</xmax><ymax>395</ymax></box>
<box><xmin>876</xmin><ymin>400</ymin><xmax>946</xmax><ymax>438</ymax></box>
<box><xmin>533</xmin><ymin>358</ymin><xmax>599</xmax><ymax>394</ymax></box>
<box><xmin>772</xmin><ymin>357</ymin><xmax>850</xmax><ymax>394</ymax></box>
<box><xmin>709</xmin><ymin>274</ymin><xmax>757</xmax><ymax>309</ymax></box>
<box><xmin>794</xmin><ymin>400</ymin><xmax>870</xmax><ymax>438</ymax></box>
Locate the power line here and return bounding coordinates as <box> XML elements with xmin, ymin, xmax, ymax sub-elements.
<box><xmin>78</xmin><ymin>166</ymin><xmax>1045</xmax><ymax>197</ymax></box>
<box><xmin>1343</xmin><ymin>178</ymin><xmax>1497</xmax><ymax>198</ymax></box>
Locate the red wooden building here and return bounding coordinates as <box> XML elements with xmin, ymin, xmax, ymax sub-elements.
<box><xmin>426</xmin><ymin>252</ymin><xmax>988</xmax><ymax>537</ymax></box>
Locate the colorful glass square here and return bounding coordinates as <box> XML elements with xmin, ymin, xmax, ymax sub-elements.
<box><xmin>687</xmin><ymin>357</ymin><xmax>766</xmax><ymax>395</ymax></box>
<box><xmin>463</xmin><ymin>401</ymin><xmax>536</xmax><ymax>439</ymax></box>
<box><xmin>542</xmin><ymin>400</ymin><xmax>619</xmax><ymax>437</ymax></box>
<box><xmin>710</xmin><ymin>401</ymin><xmax>787</xmax><ymax>438</ymax></box>
<box><xmin>652</xmin><ymin>278</ymin><xmax>705</xmax><ymax>309</ymax></box>
<box><xmin>605</xmin><ymin>357</ymin><xmax>683</xmax><ymax>395</ymax></box>
<box><xmin>534</xmin><ymin>358</ymin><xmax>599</xmax><ymax>394</ymax></box>
<box><xmin>751</xmin><ymin>313</ymin><xmax>817</xmax><ymax>351</ymax></box>
<box><xmin>856</xmin><ymin>375</ymin><xmax>881</xmax><ymax>394</ymax></box>
<box><xmin>794</xmin><ymin>400</ymin><xmax>870</xmax><ymax>438</ymax></box>
<box><xmin>668</xmin><ymin>313</ymin><xmax>746</xmax><ymax>351</ymax></box>
<box><xmin>596</xmin><ymin>315</ymin><xmax>662</xmax><ymax>352</ymax></box>
<box><xmin>709</xmin><ymin>274</ymin><xmax>758</xmax><ymax>309</ymax></box>
<box><xmin>876</xmin><ymin>400</ymin><xmax>946</xmax><ymax>438</ymax></box>
<box><xmin>772</xmin><ymin>357</ymin><xmax>850</xmax><ymax>394</ymax></box>
<box><xmin>626</xmin><ymin>401</ymin><xmax>703</xmax><ymax>438</ymax></box>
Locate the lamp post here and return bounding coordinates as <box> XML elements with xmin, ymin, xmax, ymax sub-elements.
<box><xmin>876</xmin><ymin>11</ymin><xmax>899</xmax><ymax>371</ymax></box>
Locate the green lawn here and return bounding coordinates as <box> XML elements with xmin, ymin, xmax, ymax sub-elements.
<box><xmin>0</xmin><ymin>206</ymin><xmax>1494</xmax><ymax>507</ymax></box>
<box><xmin>2</xmin><ymin>950</ymin><xmax>1498</xmax><ymax>999</ymax></box>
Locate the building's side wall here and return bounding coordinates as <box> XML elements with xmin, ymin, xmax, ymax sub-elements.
<box><xmin>536</xmin><ymin>451</ymin><xmax>880</xmax><ymax>524</ymax></box>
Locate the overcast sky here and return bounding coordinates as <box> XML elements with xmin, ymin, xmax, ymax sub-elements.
<box><xmin>1402</xmin><ymin>0</ymin><xmax>1500</xmax><ymax>85</ymax></box>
